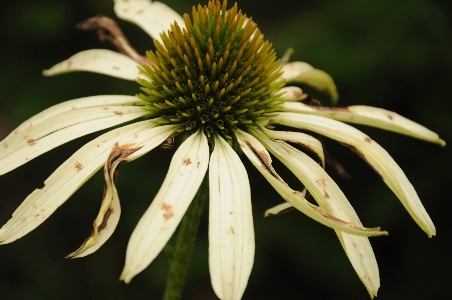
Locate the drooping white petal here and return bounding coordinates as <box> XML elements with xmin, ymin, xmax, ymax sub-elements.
<box><xmin>282</xmin><ymin>102</ymin><xmax>446</xmax><ymax>146</ymax></box>
<box><xmin>273</xmin><ymin>112</ymin><xmax>436</xmax><ymax>236</ymax></box>
<box><xmin>280</xmin><ymin>61</ymin><xmax>339</xmax><ymax>104</ymax></box>
<box><xmin>114</xmin><ymin>0</ymin><xmax>184</xmax><ymax>43</ymax></box>
<box><xmin>251</xmin><ymin>128</ymin><xmax>379</xmax><ymax>297</ymax></box>
<box><xmin>67</xmin><ymin>144</ymin><xmax>142</xmax><ymax>258</ymax></box>
<box><xmin>43</xmin><ymin>49</ymin><xmax>142</xmax><ymax>80</ymax></box>
<box><xmin>209</xmin><ymin>135</ymin><xmax>254</xmax><ymax>300</ymax></box>
<box><xmin>120</xmin><ymin>130</ymin><xmax>209</xmax><ymax>283</ymax></box>
<box><xmin>2</xmin><ymin>95</ymin><xmax>145</xmax><ymax>139</ymax></box>
<box><xmin>0</xmin><ymin>121</ymin><xmax>177</xmax><ymax>245</ymax></box>
<box><xmin>236</xmin><ymin>130</ymin><xmax>386</xmax><ymax>237</ymax></box>
<box><xmin>259</xmin><ymin>126</ymin><xmax>325</xmax><ymax>167</ymax></box>
<box><xmin>0</xmin><ymin>105</ymin><xmax>147</xmax><ymax>175</ymax></box>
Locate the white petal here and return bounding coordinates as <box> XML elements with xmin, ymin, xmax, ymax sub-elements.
<box><xmin>209</xmin><ymin>135</ymin><xmax>254</xmax><ymax>300</ymax></box>
<box><xmin>43</xmin><ymin>49</ymin><xmax>142</xmax><ymax>80</ymax></box>
<box><xmin>236</xmin><ymin>130</ymin><xmax>386</xmax><ymax>237</ymax></box>
<box><xmin>120</xmin><ymin>130</ymin><xmax>209</xmax><ymax>283</ymax></box>
<box><xmin>114</xmin><ymin>0</ymin><xmax>184</xmax><ymax>43</ymax></box>
<box><xmin>2</xmin><ymin>95</ymin><xmax>144</xmax><ymax>139</ymax></box>
<box><xmin>273</xmin><ymin>112</ymin><xmax>436</xmax><ymax>236</ymax></box>
<box><xmin>0</xmin><ymin>121</ymin><xmax>177</xmax><ymax>245</ymax></box>
<box><xmin>0</xmin><ymin>105</ymin><xmax>146</xmax><ymax>175</ymax></box>
<box><xmin>282</xmin><ymin>102</ymin><xmax>445</xmax><ymax>146</ymax></box>
<box><xmin>259</xmin><ymin>126</ymin><xmax>325</xmax><ymax>167</ymax></box>
<box><xmin>251</xmin><ymin>128</ymin><xmax>379</xmax><ymax>296</ymax></box>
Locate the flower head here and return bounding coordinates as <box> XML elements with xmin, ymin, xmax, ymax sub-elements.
<box><xmin>0</xmin><ymin>0</ymin><xmax>445</xmax><ymax>299</ymax></box>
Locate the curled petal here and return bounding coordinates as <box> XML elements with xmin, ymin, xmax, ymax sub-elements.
<box><xmin>280</xmin><ymin>86</ymin><xmax>307</xmax><ymax>102</ymax></box>
<box><xmin>252</xmin><ymin>127</ymin><xmax>379</xmax><ymax>297</ymax></box>
<box><xmin>68</xmin><ymin>142</ymin><xmax>151</xmax><ymax>258</ymax></box>
<box><xmin>114</xmin><ymin>0</ymin><xmax>184</xmax><ymax>43</ymax></box>
<box><xmin>264</xmin><ymin>201</ymin><xmax>295</xmax><ymax>217</ymax></box>
<box><xmin>0</xmin><ymin>104</ymin><xmax>146</xmax><ymax>175</ymax></box>
<box><xmin>0</xmin><ymin>121</ymin><xmax>176</xmax><ymax>245</ymax></box>
<box><xmin>120</xmin><ymin>130</ymin><xmax>209</xmax><ymax>283</ymax></box>
<box><xmin>209</xmin><ymin>135</ymin><xmax>254</xmax><ymax>300</ymax></box>
<box><xmin>281</xmin><ymin>61</ymin><xmax>339</xmax><ymax>104</ymax></box>
<box><xmin>237</xmin><ymin>130</ymin><xmax>386</xmax><ymax>237</ymax></box>
<box><xmin>282</xmin><ymin>102</ymin><xmax>445</xmax><ymax>146</ymax></box>
<box><xmin>273</xmin><ymin>112</ymin><xmax>436</xmax><ymax>236</ymax></box>
<box><xmin>43</xmin><ymin>49</ymin><xmax>143</xmax><ymax>80</ymax></box>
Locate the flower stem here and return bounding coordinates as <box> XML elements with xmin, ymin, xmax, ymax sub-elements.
<box><xmin>162</xmin><ymin>175</ymin><xmax>209</xmax><ymax>300</ymax></box>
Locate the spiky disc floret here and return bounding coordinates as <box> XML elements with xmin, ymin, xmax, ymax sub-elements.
<box><xmin>138</xmin><ymin>0</ymin><xmax>285</xmax><ymax>145</ymax></box>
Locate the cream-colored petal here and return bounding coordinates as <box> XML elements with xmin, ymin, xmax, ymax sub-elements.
<box><xmin>259</xmin><ymin>126</ymin><xmax>324</xmax><ymax>167</ymax></box>
<box><xmin>0</xmin><ymin>105</ymin><xmax>146</xmax><ymax>175</ymax></box>
<box><xmin>209</xmin><ymin>135</ymin><xmax>254</xmax><ymax>300</ymax></box>
<box><xmin>2</xmin><ymin>95</ymin><xmax>145</xmax><ymax>140</ymax></box>
<box><xmin>120</xmin><ymin>130</ymin><xmax>209</xmax><ymax>283</ymax></box>
<box><xmin>0</xmin><ymin>121</ymin><xmax>176</xmax><ymax>244</ymax></box>
<box><xmin>252</xmin><ymin>128</ymin><xmax>379</xmax><ymax>297</ymax></box>
<box><xmin>281</xmin><ymin>62</ymin><xmax>339</xmax><ymax>104</ymax></box>
<box><xmin>43</xmin><ymin>49</ymin><xmax>142</xmax><ymax>80</ymax></box>
<box><xmin>237</xmin><ymin>130</ymin><xmax>386</xmax><ymax>237</ymax></box>
<box><xmin>282</xmin><ymin>102</ymin><xmax>445</xmax><ymax>146</ymax></box>
<box><xmin>273</xmin><ymin>112</ymin><xmax>436</xmax><ymax>236</ymax></box>
<box><xmin>114</xmin><ymin>0</ymin><xmax>184</xmax><ymax>42</ymax></box>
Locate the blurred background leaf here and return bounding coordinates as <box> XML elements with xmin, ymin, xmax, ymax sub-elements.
<box><xmin>0</xmin><ymin>0</ymin><xmax>451</xmax><ymax>299</ymax></box>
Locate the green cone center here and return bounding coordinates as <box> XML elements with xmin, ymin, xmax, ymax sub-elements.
<box><xmin>138</xmin><ymin>0</ymin><xmax>285</xmax><ymax>145</ymax></box>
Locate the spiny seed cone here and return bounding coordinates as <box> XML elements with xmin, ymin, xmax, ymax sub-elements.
<box><xmin>138</xmin><ymin>0</ymin><xmax>285</xmax><ymax>147</ymax></box>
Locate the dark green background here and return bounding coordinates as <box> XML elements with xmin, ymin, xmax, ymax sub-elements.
<box><xmin>0</xmin><ymin>0</ymin><xmax>451</xmax><ymax>299</ymax></box>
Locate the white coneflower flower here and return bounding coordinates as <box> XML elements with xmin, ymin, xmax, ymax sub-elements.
<box><xmin>0</xmin><ymin>0</ymin><xmax>445</xmax><ymax>299</ymax></box>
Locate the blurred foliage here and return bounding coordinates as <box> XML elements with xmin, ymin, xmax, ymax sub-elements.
<box><xmin>0</xmin><ymin>0</ymin><xmax>451</xmax><ymax>299</ymax></box>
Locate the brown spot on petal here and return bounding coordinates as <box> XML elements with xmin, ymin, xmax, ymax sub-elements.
<box><xmin>183</xmin><ymin>158</ymin><xmax>192</xmax><ymax>166</ymax></box>
<box><xmin>227</xmin><ymin>227</ymin><xmax>235</xmax><ymax>234</ymax></box>
<box><xmin>112</xmin><ymin>66</ymin><xmax>120</xmax><ymax>70</ymax></box>
<box><xmin>3</xmin><ymin>143</ymin><xmax>8</xmax><ymax>149</ymax></box>
<box><xmin>27</xmin><ymin>138</ymin><xmax>36</xmax><ymax>146</ymax></box>
<box><xmin>364</xmin><ymin>137</ymin><xmax>372</xmax><ymax>143</ymax></box>
<box><xmin>75</xmin><ymin>162</ymin><xmax>83</xmax><ymax>172</ymax></box>
<box><xmin>113</xmin><ymin>111</ymin><xmax>123</xmax><ymax>116</ymax></box>
<box><xmin>161</xmin><ymin>203</ymin><xmax>174</xmax><ymax>220</ymax></box>
<box><xmin>137</xmin><ymin>9</ymin><xmax>145</xmax><ymax>14</ymax></box>
<box><xmin>315</xmin><ymin>178</ymin><xmax>330</xmax><ymax>200</ymax></box>
<box><xmin>387</xmin><ymin>114</ymin><xmax>394</xmax><ymax>121</ymax></box>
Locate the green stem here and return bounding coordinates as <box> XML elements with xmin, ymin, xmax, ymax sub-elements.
<box><xmin>162</xmin><ymin>175</ymin><xmax>209</xmax><ymax>300</ymax></box>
